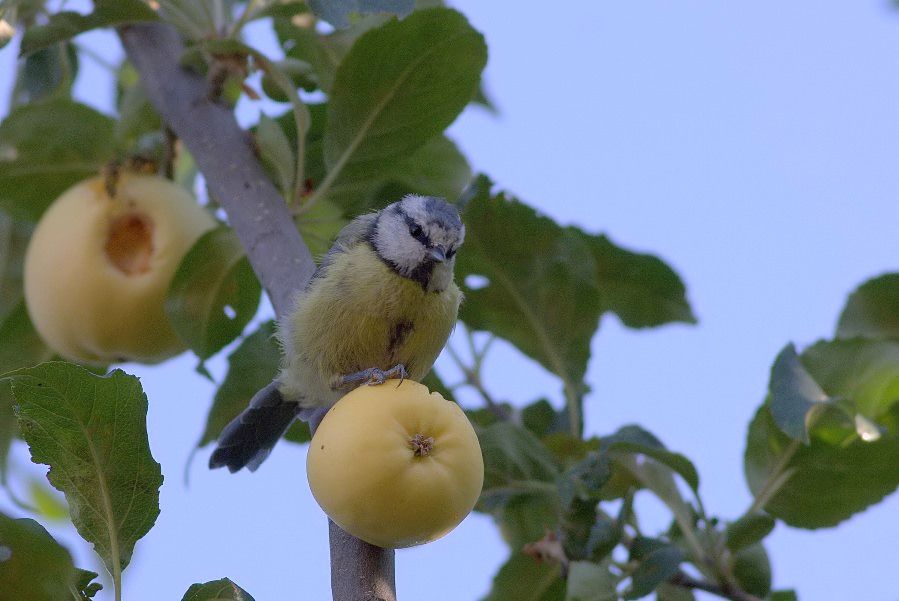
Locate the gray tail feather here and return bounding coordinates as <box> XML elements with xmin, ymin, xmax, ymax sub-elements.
<box><xmin>209</xmin><ymin>381</ymin><xmax>301</xmax><ymax>473</ymax></box>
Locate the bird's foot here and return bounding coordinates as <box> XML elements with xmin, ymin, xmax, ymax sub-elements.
<box><xmin>335</xmin><ymin>364</ymin><xmax>408</xmax><ymax>389</ymax></box>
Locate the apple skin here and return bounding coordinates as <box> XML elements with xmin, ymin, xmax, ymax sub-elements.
<box><xmin>307</xmin><ymin>379</ymin><xmax>484</xmax><ymax>549</ymax></box>
<box><xmin>23</xmin><ymin>174</ymin><xmax>216</xmax><ymax>364</ymax></box>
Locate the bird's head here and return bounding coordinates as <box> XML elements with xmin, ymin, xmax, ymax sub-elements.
<box><xmin>371</xmin><ymin>195</ymin><xmax>465</xmax><ymax>292</ymax></box>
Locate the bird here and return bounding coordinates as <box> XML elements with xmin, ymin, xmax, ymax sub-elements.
<box><xmin>209</xmin><ymin>194</ymin><xmax>465</xmax><ymax>472</ymax></box>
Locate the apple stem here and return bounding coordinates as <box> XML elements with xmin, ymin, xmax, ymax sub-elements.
<box><xmin>408</xmin><ymin>433</ymin><xmax>435</xmax><ymax>457</ymax></box>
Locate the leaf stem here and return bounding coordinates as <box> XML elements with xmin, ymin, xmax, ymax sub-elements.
<box><xmin>248</xmin><ymin>49</ymin><xmax>309</xmax><ymax>207</ymax></box>
<box><xmin>445</xmin><ymin>343</ymin><xmax>509</xmax><ymax>421</ymax></box>
<box><xmin>670</xmin><ymin>571</ymin><xmax>763</xmax><ymax>601</ymax></box>
<box><xmin>229</xmin><ymin>0</ymin><xmax>260</xmax><ymax>37</ymax></box>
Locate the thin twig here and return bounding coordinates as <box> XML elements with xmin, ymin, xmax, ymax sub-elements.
<box><xmin>445</xmin><ymin>343</ymin><xmax>509</xmax><ymax>421</ymax></box>
<box><xmin>670</xmin><ymin>571</ymin><xmax>763</xmax><ymax>601</ymax></box>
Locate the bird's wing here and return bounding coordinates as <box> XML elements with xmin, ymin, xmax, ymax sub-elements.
<box><xmin>308</xmin><ymin>211</ymin><xmax>378</xmax><ymax>286</ymax></box>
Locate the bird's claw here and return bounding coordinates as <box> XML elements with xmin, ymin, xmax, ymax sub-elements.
<box><xmin>335</xmin><ymin>364</ymin><xmax>408</xmax><ymax>389</ymax></box>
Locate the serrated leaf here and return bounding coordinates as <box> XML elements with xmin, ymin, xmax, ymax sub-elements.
<box><xmin>0</xmin><ymin>301</ymin><xmax>53</xmax><ymax>477</ymax></box>
<box><xmin>0</xmin><ymin>99</ymin><xmax>115</xmax><ymax>221</ymax></box>
<box><xmin>458</xmin><ymin>179</ymin><xmax>694</xmax><ymax>422</ymax></box>
<box><xmin>566</xmin><ymin>560</ymin><xmax>618</xmax><ymax>601</ymax></box>
<box><xmin>182</xmin><ymin>578</ymin><xmax>256</xmax><ymax>601</ymax></box>
<box><xmin>323</xmin><ymin>8</ymin><xmax>486</xmax><ymax>210</ymax></box>
<box><xmin>477</xmin><ymin>422</ymin><xmax>560</xmax><ymax>512</ymax></box>
<box><xmin>744</xmin><ymin>406</ymin><xmax>899</xmax><ymax>528</ymax></box>
<box><xmin>310</xmin><ymin>0</ymin><xmax>413</xmax><ymax>28</ymax></box>
<box><xmin>624</xmin><ymin>541</ymin><xmax>684</xmax><ymax>600</ymax></box>
<box><xmin>256</xmin><ymin>114</ymin><xmax>296</xmax><ymax>201</ymax></box>
<box><xmin>482</xmin><ymin>552</ymin><xmax>565</xmax><ymax>601</ymax></box>
<box><xmin>600</xmin><ymin>425</ymin><xmax>699</xmax><ymax>493</ymax></box>
<box><xmin>166</xmin><ymin>226</ymin><xmax>262</xmax><ymax>360</ymax></box>
<box><xmin>837</xmin><ymin>273</ymin><xmax>899</xmax><ymax>340</ymax></box>
<box><xmin>6</xmin><ymin>362</ymin><xmax>163</xmax><ymax>574</ymax></box>
<box><xmin>577</xmin><ymin>232</ymin><xmax>696</xmax><ymax>328</ymax></box>
<box><xmin>0</xmin><ymin>514</ymin><xmax>77</xmax><ymax>601</ymax></box>
<box><xmin>724</xmin><ymin>512</ymin><xmax>775</xmax><ymax>552</ymax></box>
<box><xmin>20</xmin><ymin>0</ymin><xmax>158</xmax><ymax>55</ymax></box>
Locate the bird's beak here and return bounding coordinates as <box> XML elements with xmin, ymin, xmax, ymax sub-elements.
<box><xmin>427</xmin><ymin>246</ymin><xmax>447</xmax><ymax>263</ymax></box>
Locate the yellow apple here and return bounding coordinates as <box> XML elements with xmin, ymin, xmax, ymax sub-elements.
<box><xmin>307</xmin><ymin>379</ymin><xmax>484</xmax><ymax>548</ymax></box>
<box><xmin>23</xmin><ymin>174</ymin><xmax>216</xmax><ymax>364</ymax></box>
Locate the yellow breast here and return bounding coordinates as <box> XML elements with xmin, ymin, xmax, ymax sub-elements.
<box><xmin>278</xmin><ymin>243</ymin><xmax>461</xmax><ymax>407</ymax></box>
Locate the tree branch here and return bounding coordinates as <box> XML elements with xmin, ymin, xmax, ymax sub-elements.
<box><xmin>118</xmin><ymin>22</ymin><xmax>396</xmax><ymax>601</ymax></box>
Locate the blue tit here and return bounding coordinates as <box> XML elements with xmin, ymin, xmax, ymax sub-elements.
<box><xmin>209</xmin><ymin>195</ymin><xmax>465</xmax><ymax>472</ymax></box>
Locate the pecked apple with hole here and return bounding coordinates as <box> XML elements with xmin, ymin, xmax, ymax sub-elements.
<box><xmin>23</xmin><ymin>173</ymin><xmax>216</xmax><ymax>364</ymax></box>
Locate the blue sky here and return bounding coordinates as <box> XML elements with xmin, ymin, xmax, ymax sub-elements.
<box><xmin>2</xmin><ymin>2</ymin><xmax>898</xmax><ymax>600</ymax></box>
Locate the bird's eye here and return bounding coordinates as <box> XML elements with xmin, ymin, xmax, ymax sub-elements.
<box><xmin>446</xmin><ymin>248</ymin><xmax>456</xmax><ymax>258</ymax></box>
<box><xmin>409</xmin><ymin>224</ymin><xmax>424</xmax><ymax>239</ymax></box>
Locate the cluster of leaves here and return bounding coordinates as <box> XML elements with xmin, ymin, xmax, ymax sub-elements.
<box><xmin>0</xmin><ymin>1</ymin><xmax>896</xmax><ymax>601</ymax></box>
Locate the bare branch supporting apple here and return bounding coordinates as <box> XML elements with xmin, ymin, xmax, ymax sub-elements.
<box><xmin>118</xmin><ymin>22</ymin><xmax>397</xmax><ymax>601</ymax></box>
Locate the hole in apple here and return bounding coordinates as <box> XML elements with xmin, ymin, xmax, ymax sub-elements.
<box><xmin>223</xmin><ymin>305</ymin><xmax>236</xmax><ymax>319</ymax></box>
<box><xmin>105</xmin><ymin>213</ymin><xmax>154</xmax><ymax>275</ymax></box>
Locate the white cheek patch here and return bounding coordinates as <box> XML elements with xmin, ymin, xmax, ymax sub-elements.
<box><xmin>373</xmin><ymin>211</ymin><xmax>426</xmax><ymax>275</ymax></box>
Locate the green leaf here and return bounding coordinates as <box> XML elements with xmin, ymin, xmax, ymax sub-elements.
<box><xmin>0</xmin><ymin>514</ymin><xmax>77</xmax><ymax>601</ymax></box>
<box><xmin>0</xmin><ymin>99</ymin><xmax>115</xmax><ymax>221</ymax></box>
<box><xmin>655</xmin><ymin>584</ymin><xmax>695</xmax><ymax>601</ymax></box>
<box><xmin>477</xmin><ymin>422</ymin><xmax>560</xmax><ymax>512</ymax></box>
<box><xmin>256</xmin><ymin>114</ymin><xmax>296</xmax><ymax>201</ymax></box>
<box><xmin>310</xmin><ymin>0</ymin><xmax>413</xmax><ymax>28</ymax></box>
<box><xmin>724</xmin><ymin>512</ymin><xmax>775</xmax><ymax>552</ymax></box>
<box><xmin>386</xmin><ymin>135</ymin><xmax>472</xmax><ymax>201</ymax></box>
<box><xmin>601</xmin><ymin>425</ymin><xmax>699</xmax><ymax>493</ymax></box>
<box><xmin>577</xmin><ymin>232</ymin><xmax>696</xmax><ymax>329</ymax></box>
<box><xmin>115</xmin><ymin>62</ymin><xmax>161</xmax><ymax>147</ymax></box>
<box><xmin>0</xmin><ymin>301</ymin><xmax>54</xmax><ymax>477</ymax></box>
<box><xmin>767</xmin><ymin>344</ymin><xmax>831</xmax><ymax>444</ymax></box>
<box><xmin>296</xmin><ymin>198</ymin><xmax>349</xmax><ymax>258</ymax></box>
<box><xmin>74</xmin><ymin>568</ymin><xmax>103</xmax><ymax>599</ymax></box>
<box><xmin>0</xmin><ymin>213</ymin><xmax>32</xmax><ymax>320</ymax></box>
<box><xmin>323</xmin><ymin>8</ymin><xmax>486</xmax><ymax>209</ymax></box>
<box><xmin>624</xmin><ymin>540</ymin><xmax>684</xmax><ymax>600</ymax></box>
<box><xmin>458</xmin><ymin>184</ymin><xmax>601</xmax><ymax>400</ymax></box>
<box><xmin>166</xmin><ymin>226</ymin><xmax>262</xmax><ymax>360</ymax></box>
<box><xmin>482</xmin><ymin>552</ymin><xmax>565</xmax><ymax>601</ymax></box>
<box><xmin>458</xmin><ymin>179</ymin><xmax>694</xmax><ymax>418</ymax></box>
<box><xmin>744</xmin><ymin>406</ymin><xmax>899</xmax><ymax>528</ymax></box>
<box><xmin>182</xmin><ymin>578</ymin><xmax>256</xmax><ymax>601</ymax></box>
<box><xmin>6</xmin><ymin>362</ymin><xmax>164</xmax><ymax>574</ymax></box>
<box><xmin>200</xmin><ymin>321</ymin><xmax>309</xmax><ymax>447</ymax></box>
<box><xmin>20</xmin><ymin>0</ymin><xmax>158</xmax><ymax>55</ymax></box>
<box><xmin>522</xmin><ymin>399</ymin><xmax>568</xmax><ymax>438</ymax></box>
<box><xmin>11</xmin><ymin>43</ymin><xmax>79</xmax><ymax>105</ymax></box>
<box><xmin>566</xmin><ymin>560</ymin><xmax>618</xmax><ymax>601</ymax></box>
<box><xmin>800</xmin><ymin>338</ymin><xmax>899</xmax><ymax>421</ymax></box>
<box><xmin>559</xmin><ymin>452</ymin><xmax>612</xmax><ymax>507</ymax></box>
<box><xmin>730</xmin><ymin>543</ymin><xmax>771</xmax><ymax>598</ymax></box>
<box><xmin>495</xmin><ymin>494</ymin><xmax>558</xmax><ymax>551</ymax></box>
<box><xmin>769</xmin><ymin>591</ymin><xmax>798</xmax><ymax>601</ymax></box>
<box><xmin>837</xmin><ymin>273</ymin><xmax>899</xmax><ymax>340</ymax></box>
